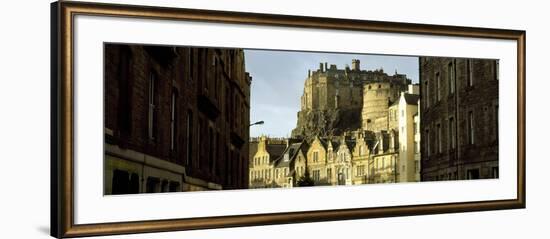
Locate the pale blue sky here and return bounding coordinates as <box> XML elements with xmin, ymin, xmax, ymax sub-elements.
<box><xmin>245</xmin><ymin>49</ymin><xmax>419</xmax><ymax>138</ymax></box>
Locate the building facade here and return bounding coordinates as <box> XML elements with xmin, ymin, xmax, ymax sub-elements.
<box><xmin>104</xmin><ymin>44</ymin><xmax>251</xmax><ymax>194</ymax></box>
<box><xmin>248</xmin><ymin>137</ymin><xmax>308</xmax><ymax>188</ymax></box>
<box><xmin>420</xmin><ymin>57</ymin><xmax>499</xmax><ymax>181</ymax></box>
<box><xmin>397</xmin><ymin>93</ymin><xmax>420</xmax><ymax>182</ymax></box>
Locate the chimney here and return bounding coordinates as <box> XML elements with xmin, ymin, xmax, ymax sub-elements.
<box><xmin>352</xmin><ymin>59</ymin><xmax>360</xmax><ymax>71</ymax></box>
<box><xmin>325</xmin><ymin>62</ymin><xmax>328</xmax><ymax>71</ymax></box>
<box><xmin>319</xmin><ymin>63</ymin><xmax>324</xmax><ymax>72</ymax></box>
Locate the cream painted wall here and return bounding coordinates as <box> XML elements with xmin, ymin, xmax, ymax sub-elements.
<box><xmin>0</xmin><ymin>0</ymin><xmax>547</xmax><ymax>239</ymax></box>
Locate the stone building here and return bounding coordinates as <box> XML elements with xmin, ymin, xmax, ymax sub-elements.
<box><xmin>350</xmin><ymin>131</ymin><xmax>374</xmax><ymax>185</ymax></box>
<box><xmin>249</xmin><ymin>137</ymin><xmax>286</xmax><ymax>188</ymax></box>
<box><xmin>273</xmin><ymin>141</ymin><xmax>309</xmax><ymax>188</ymax></box>
<box><xmin>292</xmin><ymin>60</ymin><xmax>411</xmax><ymax>139</ymax></box>
<box><xmin>396</xmin><ymin>93</ymin><xmax>420</xmax><ymax>182</ymax></box>
<box><xmin>248</xmin><ymin>136</ymin><xmax>308</xmax><ymax>188</ymax></box>
<box><xmin>104</xmin><ymin>44</ymin><xmax>251</xmax><ymax>194</ymax></box>
<box><xmin>413</xmin><ymin>111</ymin><xmax>421</xmax><ymax>182</ymax></box>
<box><xmin>306</xmin><ymin>136</ymin><xmax>330</xmax><ymax>185</ymax></box>
<box><xmin>368</xmin><ymin>131</ymin><xmax>399</xmax><ymax>183</ymax></box>
<box><xmin>420</xmin><ymin>57</ymin><xmax>499</xmax><ymax>181</ymax></box>
<box><xmin>333</xmin><ymin>137</ymin><xmax>355</xmax><ymax>185</ymax></box>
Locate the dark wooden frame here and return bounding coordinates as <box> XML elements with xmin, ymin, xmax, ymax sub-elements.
<box><xmin>51</xmin><ymin>1</ymin><xmax>526</xmax><ymax>238</ymax></box>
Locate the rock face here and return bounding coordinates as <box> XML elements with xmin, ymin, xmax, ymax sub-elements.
<box><xmin>292</xmin><ymin>108</ymin><xmax>362</xmax><ymax>140</ymax></box>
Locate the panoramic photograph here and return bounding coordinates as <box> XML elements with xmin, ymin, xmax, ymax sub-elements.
<box><xmin>103</xmin><ymin>43</ymin><xmax>499</xmax><ymax>195</ymax></box>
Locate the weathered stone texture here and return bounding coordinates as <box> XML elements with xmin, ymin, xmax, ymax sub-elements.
<box><xmin>420</xmin><ymin>57</ymin><xmax>499</xmax><ymax>181</ymax></box>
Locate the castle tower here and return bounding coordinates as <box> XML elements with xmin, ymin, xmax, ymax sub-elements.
<box><xmin>361</xmin><ymin>82</ymin><xmax>401</xmax><ymax>131</ymax></box>
<box><xmin>352</xmin><ymin>59</ymin><xmax>360</xmax><ymax>71</ymax></box>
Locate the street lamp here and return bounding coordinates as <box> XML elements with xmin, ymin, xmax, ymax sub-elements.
<box><xmin>250</xmin><ymin>120</ymin><xmax>264</xmax><ymax>126</ymax></box>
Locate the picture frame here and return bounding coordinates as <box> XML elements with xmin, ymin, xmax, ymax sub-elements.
<box><xmin>51</xmin><ymin>1</ymin><xmax>526</xmax><ymax>238</ymax></box>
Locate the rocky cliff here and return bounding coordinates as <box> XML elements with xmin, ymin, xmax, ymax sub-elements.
<box><xmin>291</xmin><ymin>108</ymin><xmax>362</xmax><ymax>140</ymax></box>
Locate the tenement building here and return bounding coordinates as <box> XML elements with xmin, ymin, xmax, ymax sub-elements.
<box><xmin>420</xmin><ymin>57</ymin><xmax>499</xmax><ymax>181</ymax></box>
<box><xmin>104</xmin><ymin>44</ymin><xmax>251</xmax><ymax>194</ymax></box>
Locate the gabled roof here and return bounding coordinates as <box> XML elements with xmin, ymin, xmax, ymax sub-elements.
<box><xmin>309</xmin><ymin>136</ymin><xmax>328</xmax><ymax>150</ymax></box>
<box><xmin>266</xmin><ymin>144</ymin><xmax>286</xmax><ymax>163</ymax></box>
<box><xmin>329</xmin><ymin>139</ymin><xmax>340</xmax><ymax>150</ymax></box>
<box><xmin>344</xmin><ymin>140</ymin><xmax>356</xmax><ymax>151</ymax></box>
<box><xmin>274</xmin><ymin>141</ymin><xmax>308</xmax><ymax>168</ymax></box>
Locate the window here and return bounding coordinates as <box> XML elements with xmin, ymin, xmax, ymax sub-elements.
<box><xmin>449</xmin><ymin>117</ymin><xmax>456</xmax><ymax>149</ymax></box>
<box><xmin>117</xmin><ymin>46</ymin><xmax>131</xmax><ymax>136</ymax></box>
<box><xmin>448</xmin><ymin>62</ymin><xmax>455</xmax><ymax>94</ymax></box>
<box><xmin>424</xmin><ymin>80</ymin><xmax>430</xmax><ymax>108</ymax></box>
<box><xmin>199</xmin><ymin>49</ymin><xmax>206</xmax><ymax>91</ymax></box>
<box><xmin>188</xmin><ymin>49</ymin><xmax>194</xmax><ymax>82</ymax></box>
<box><xmin>495</xmin><ymin>105</ymin><xmax>499</xmax><ymax>141</ymax></box>
<box><xmin>313</xmin><ymin>170</ymin><xmax>320</xmax><ymax>181</ymax></box>
<box><xmin>356</xmin><ymin>165</ymin><xmax>365</xmax><ymax>176</ymax></box>
<box><xmin>197</xmin><ymin>120</ymin><xmax>202</xmax><ymax>168</ymax></box>
<box><xmin>495</xmin><ymin>60</ymin><xmax>499</xmax><ymax>81</ymax></box>
<box><xmin>467</xmin><ymin>59</ymin><xmax>474</xmax><ymax>87</ymax></box>
<box><xmin>313</xmin><ymin>151</ymin><xmax>319</xmax><ymax>163</ymax></box>
<box><xmin>170</xmin><ymin>90</ymin><xmax>178</xmax><ymax>152</ymax></box>
<box><xmin>208</xmin><ymin>127</ymin><xmax>214</xmax><ymax>172</ymax></box>
<box><xmin>425</xmin><ymin>129</ymin><xmax>430</xmax><ymax>156</ymax></box>
<box><xmin>468</xmin><ymin>111</ymin><xmax>475</xmax><ymax>145</ymax></box>
<box><xmin>147</xmin><ymin>72</ymin><xmax>157</xmax><ymax>141</ymax></box>
<box><xmin>111</xmin><ymin>169</ymin><xmax>136</xmax><ymax>195</ymax></box>
<box><xmin>436</xmin><ymin>123</ymin><xmax>442</xmax><ymax>153</ymax></box>
<box><xmin>186</xmin><ymin>111</ymin><xmax>193</xmax><ymax>166</ymax></box>
<box><xmin>225</xmin><ymin>87</ymin><xmax>230</xmax><ymax>121</ymax></box>
<box><xmin>145</xmin><ymin>177</ymin><xmax>160</xmax><ymax>193</ymax></box>
<box><xmin>213</xmin><ymin>57</ymin><xmax>219</xmax><ymax>99</ymax></box>
<box><xmin>467</xmin><ymin>169</ymin><xmax>480</xmax><ymax>180</ymax></box>
<box><xmin>414</xmin><ymin>141</ymin><xmax>419</xmax><ymax>153</ymax></box>
<box><xmin>436</xmin><ymin>72</ymin><xmax>441</xmax><ymax>101</ymax></box>
<box><xmin>327</xmin><ymin>168</ymin><xmax>332</xmax><ymax>181</ymax></box>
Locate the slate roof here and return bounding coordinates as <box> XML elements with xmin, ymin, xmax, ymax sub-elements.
<box><xmin>266</xmin><ymin>144</ymin><xmax>287</xmax><ymax>163</ymax></box>
<box><xmin>274</xmin><ymin>142</ymin><xmax>307</xmax><ymax>169</ymax></box>
<box><xmin>403</xmin><ymin>93</ymin><xmax>420</xmax><ymax>105</ymax></box>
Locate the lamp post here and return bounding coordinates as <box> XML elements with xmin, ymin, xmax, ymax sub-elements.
<box><xmin>250</xmin><ymin>121</ymin><xmax>264</xmax><ymax>126</ymax></box>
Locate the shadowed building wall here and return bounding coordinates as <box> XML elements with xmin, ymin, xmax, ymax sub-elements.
<box><xmin>104</xmin><ymin>44</ymin><xmax>251</xmax><ymax>194</ymax></box>
<box><xmin>420</xmin><ymin>57</ymin><xmax>499</xmax><ymax>181</ymax></box>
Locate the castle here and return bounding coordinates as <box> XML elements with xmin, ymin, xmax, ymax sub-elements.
<box><xmin>292</xmin><ymin>59</ymin><xmax>412</xmax><ymax>139</ymax></box>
